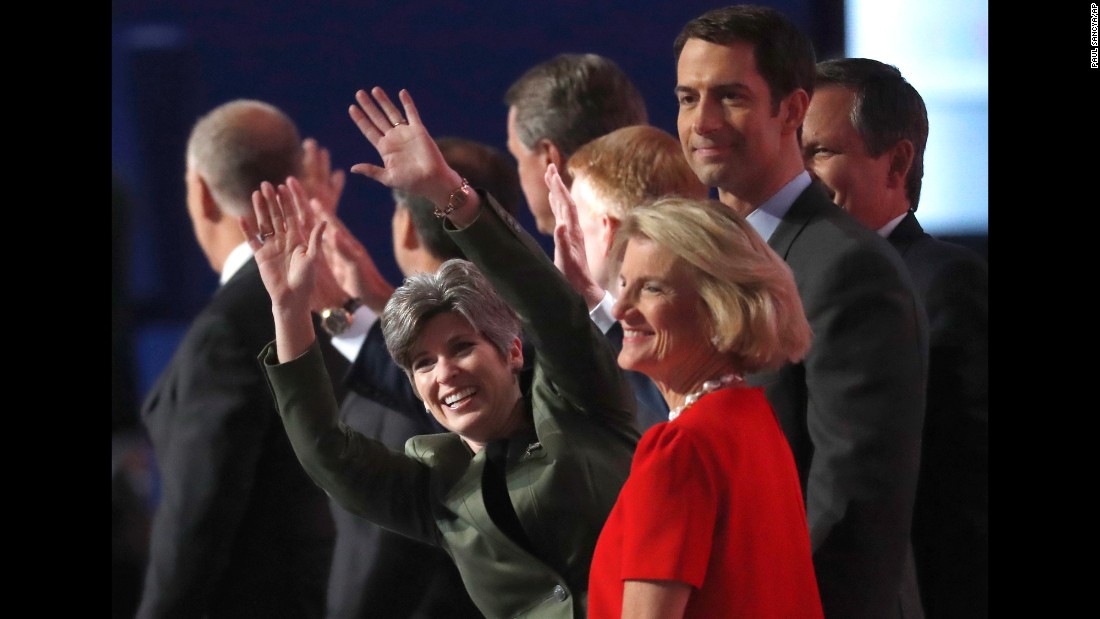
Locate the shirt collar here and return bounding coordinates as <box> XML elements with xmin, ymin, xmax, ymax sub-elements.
<box><xmin>220</xmin><ymin>242</ymin><xmax>254</xmax><ymax>285</ymax></box>
<box><xmin>877</xmin><ymin>211</ymin><xmax>909</xmax><ymax>238</ymax></box>
<box><xmin>745</xmin><ymin>171</ymin><xmax>811</xmax><ymax>242</ymax></box>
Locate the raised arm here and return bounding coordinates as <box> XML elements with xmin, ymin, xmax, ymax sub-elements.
<box><xmin>347</xmin><ymin>87</ymin><xmax>634</xmax><ymax>427</ymax></box>
<box><xmin>240</xmin><ymin>179</ymin><xmax>324</xmax><ymax>362</ymax></box>
<box><xmin>243</xmin><ymin>178</ymin><xmax>439</xmax><ymax>543</ymax></box>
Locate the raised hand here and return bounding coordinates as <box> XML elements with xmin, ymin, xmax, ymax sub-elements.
<box><xmin>347</xmin><ymin>87</ymin><xmax>461</xmax><ymax>208</ymax></box>
<box><xmin>546</xmin><ymin>163</ymin><xmax>605</xmax><ymax>309</ymax></box>
<box><xmin>271</xmin><ymin>177</ymin><xmax>353</xmax><ymax>315</ymax></box>
<box><xmin>241</xmin><ymin>179</ymin><xmax>326</xmax><ymax>361</ymax></box>
<box><xmin>305</xmin><ymin>195</ymin><xmax>395</xmax><ymax>314</ymax></box>
<box><xmin>300</xmin><ymin>137</ymin><xmax>346</xmax><ymax>216</ymax></box>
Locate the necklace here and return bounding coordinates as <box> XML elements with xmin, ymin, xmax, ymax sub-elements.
<box><xmin>667</xmin><ymin>373</ymin><xmax>743</xmax><ymax>421</ymax></box>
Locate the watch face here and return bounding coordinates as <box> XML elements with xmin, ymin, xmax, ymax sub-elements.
<box><xmin>322</xmin><ymin>308</ymin><xmax>352</xmax><ymax>336</ymax></box>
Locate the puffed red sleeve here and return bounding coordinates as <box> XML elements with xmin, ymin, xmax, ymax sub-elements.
<box><xmin>618</xmin><ymin>424</ymin><xmax>717</xmax><ymax>589</ymax></box>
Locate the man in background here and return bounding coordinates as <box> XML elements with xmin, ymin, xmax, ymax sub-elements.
<box><xmin>138</xmin><ymin>100</ymin><xmax>339</xmax><ymax>618</ymax></box>
<box><xmin>547</xmin><ymin>124</ymin><xmax>709</xmax><ymax>429</ymax></box>
<box><xmin>802</xmin><ymin>57</ymin><xmax>988</xmax><ymax>618</ymax></box>
<box><xmin>673</xmin><ymin>6</ymin><xmax>929</xmax><ymax>617</ymax></box>
<box><xmin>504</xmin><ymin>52</ymin><xmax>648</xmax><ymax>235</ymax></box>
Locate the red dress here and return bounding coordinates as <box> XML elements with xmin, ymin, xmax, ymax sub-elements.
<box><xmin>587</xmin><ymin>387</ymin><xmax>823</xmax><ymax>618</ymax></box>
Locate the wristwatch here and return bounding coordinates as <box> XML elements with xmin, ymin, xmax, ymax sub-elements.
<box><xmin>320</xmin><ymin>297</ymin><xmax>363</xmax><ymax>337</ymax></box>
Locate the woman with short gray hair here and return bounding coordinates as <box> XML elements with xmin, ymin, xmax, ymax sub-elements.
<box><xmin>243</xmin><ymin>85</ymin><xmax>639</xmax><ymax>619</ymax></box>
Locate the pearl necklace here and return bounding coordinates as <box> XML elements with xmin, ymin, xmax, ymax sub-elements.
<box><xmin>667</xmin><ymin>373</ymin><xmax>743</xmax><ymax>421</ymax></box>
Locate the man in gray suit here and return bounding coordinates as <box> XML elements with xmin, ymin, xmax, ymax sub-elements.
<box><xmin>673</xmin><ymin>6</ymin><xmax>929</xmax><ymax>617</ymax></box>
<box><xmin>803</xmin><ymin>57</ymin><xmax>988</xmax><ymax>618</ymax></box>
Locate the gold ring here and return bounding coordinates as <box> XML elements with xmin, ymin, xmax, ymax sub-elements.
<box><xmin>260</xmin><ymin>231</ymin><xmax>275</xmax><ymax>239</ymax></box>
<box><xmin>392</xmin><ymin>119</ymin><xmax>408</xmax><ymax>127</ymax></box>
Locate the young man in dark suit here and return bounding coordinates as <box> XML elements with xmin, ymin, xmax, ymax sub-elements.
<box><xmin>803</xmin><ymin>57</ymin><xmax>988</xmax><ymax>618</ymax></box>
<box><xmin>673</xmin><ymin>6</ymin><xmax>929</xmax><ymax>617</ymax></box>
<box><xmin>138</xmin><ymin>100</ymin><xmax>340</xmax><ymax>618</ymax></box>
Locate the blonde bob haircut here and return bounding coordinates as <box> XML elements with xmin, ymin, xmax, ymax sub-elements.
<box><xmin>611</xmin><ymin>196</ymin><xmax>812</xmax><ymax>373</ymax></box>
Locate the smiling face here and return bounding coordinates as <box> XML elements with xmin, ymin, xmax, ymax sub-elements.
<box><xmin>612</xmin><ymin>237</ymin><xmax>716</xmax><ymax>390</ymax></box>
<box><xmin>409</xmin><ymin>311</ymin><xmax>524</xmax><ymax>450</ymax></box>
<box><xmin>675</xmin><ymin>38</ymin><xmax>804</xmax><ymax>211</ymax></box>
<box><xmin>802</xmin><ymin>85</ymin><xmax>897</xmax><ymax>230</ymax></box>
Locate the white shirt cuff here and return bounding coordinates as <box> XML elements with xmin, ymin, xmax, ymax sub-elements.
<box><xmin>589</xmin><ymin>290</ymin><xmax>617</xmax><ymax>335</ymax></box>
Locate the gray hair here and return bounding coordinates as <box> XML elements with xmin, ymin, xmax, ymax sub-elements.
<box><xmin>612</xmin><ymin>196</ymin><xmax>811</xmax><ymax>373</ymax></box>
<box><xmin>185</xmin><ymin>99</ymin><xmax>303</xmax><ymax>217</ymax></box>
<box><xmin>381</xmin><ymin>259</ymin><xmax>521</xmax><ymax>376</ymax></box>
<box><xmin>504</xmin><ymin>53</ymin><xmax>648</xmax><ymax>158</ymax></box>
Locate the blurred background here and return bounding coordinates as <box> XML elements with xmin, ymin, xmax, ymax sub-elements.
<box><xmin>111</xmin><ymin>0</ymin><xmax>987</xmax><ymax>614</ymax></box>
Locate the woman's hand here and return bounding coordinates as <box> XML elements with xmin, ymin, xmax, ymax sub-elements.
<box><xmin>241</xmin><ymin>178</ymin><xmax>326</xmax><ymax>361</ymax></box>
<box><xmin>347</xmin><ymin>87</ymin><xmax>459</xmax><ymax>206</ymax></box>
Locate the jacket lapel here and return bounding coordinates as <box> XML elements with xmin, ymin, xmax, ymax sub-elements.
<box><xmin>767</xmin><ymin>182</ymin><xmax>831</xmax><ymax>258</ymax></box>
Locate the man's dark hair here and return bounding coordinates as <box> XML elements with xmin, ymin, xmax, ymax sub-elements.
<box><xmin>816</xmin><ymin>58</ymin><xmax>929</xmax><ymax>210</ymax></box>
<box><xmin>674</xmin><ymin>5</ymin><xmax>816</xmax><ymax>114</ymax></box>
<box><xmin>504</xmin><ymin>53</ymin><xmax>648</xmax><ymax>157</ymax></box>
<box><xmin>394</xmin><ymin>137</ymin><xmax>521</xmax><ymax>261</ymax></box>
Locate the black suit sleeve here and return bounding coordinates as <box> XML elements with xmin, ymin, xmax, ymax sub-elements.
<box><xmin>795</xmin><ymin>242</ymin><xmax>927</xmax><ymax>618</ymax></box>
<box><xmin>139</xmin><ymin>314</ymin><xmax>275</xmax><ymax>616</ymax></box>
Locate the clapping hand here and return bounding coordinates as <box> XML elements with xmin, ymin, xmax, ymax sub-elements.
<box><xmin>300</xmin><ymin>137</ymin><xmax>346</xmax><ymax>217</ymax></box>
<box><xmin>546</xmin><ymin>163</ymin><xmax>605</xmax><ymax>310</ymax></box>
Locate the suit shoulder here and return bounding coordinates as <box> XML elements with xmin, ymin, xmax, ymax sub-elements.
<box><xmin>786</xmin><ymin>193</ymin><xmax>903</xmax><ymax>268</ymax></box>
<box><xmin>903</xmin><ymin>235</ymin><xmax>988</xmax><ymax>278</ymax></box>
<box><xmin>200</xmin><ymin>267</ymin><xmax>277</xmax><ymax>349</ymax></box>
<box><xmin>787</xmin><ymin>210</ymin><xmax>912</xmax><ymax>292</ymax></box>
<box><xmin>902</xmin><ymin>236</ymin><xmax>988</xmax><ymax>316</ymax></box>
<box><xmin>406</xmin><ymin>433</ymin><xmax>468</xmax><ymax>466</ymax></box>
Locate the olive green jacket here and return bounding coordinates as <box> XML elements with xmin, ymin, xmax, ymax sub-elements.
<box><xmin>261</xmin><ymin>193</ymin><xmax>639</xmax><ymax>618</ymax></box>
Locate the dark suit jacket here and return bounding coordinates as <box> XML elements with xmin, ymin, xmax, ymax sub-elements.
<box><xmin>262</xmin><ymin>195</ymin><xmax>640</xmax><ymax>618</ymax></box>
<box><xmin>889</xmin><ymin>213</ymin><xmax>988</xmax><ymax>619</ymax></box>
<box><xmin>757</xmin><ymin>182</ymin><xmax>929</xmax><ymax>619</ymax></box>
<box><xmin>138</xmin><ymin>258</ymin><xmax>336</xmax><ymax>619</ymax></box>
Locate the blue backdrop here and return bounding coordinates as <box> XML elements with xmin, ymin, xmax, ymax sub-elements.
<box><xmin>111</xmin><ymin>0</ymin><xmax>850</xmax><ymax>411</ymax></box>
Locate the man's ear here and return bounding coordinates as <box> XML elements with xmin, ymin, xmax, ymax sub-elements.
<box><xmin>195</xmin><ymin>174</ymin><xmax>223</xmax><ymax>223</ymax></box>
<box><xmin>394</xmin><ymin>207</ymin><xmax>420</xmax><ymax>250</ymax></box>
<box><xmin>599</xmin><ymin>215</ymin><xmax>620</xmax><ymax>258</ymax></box>
<box><xmin>779</xmin><ymin>89</ymin><xmax>810</xmax><ymax>136</ymax></box>
<box><xmin>886</xmin><ymin>139</ymin><xmax>915</xmax><ymax>190</ymax></box>
<box><xmin>539</xmin><ymin>139</ymin><xmax>566</xmax><ymax>182</ymax></box>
